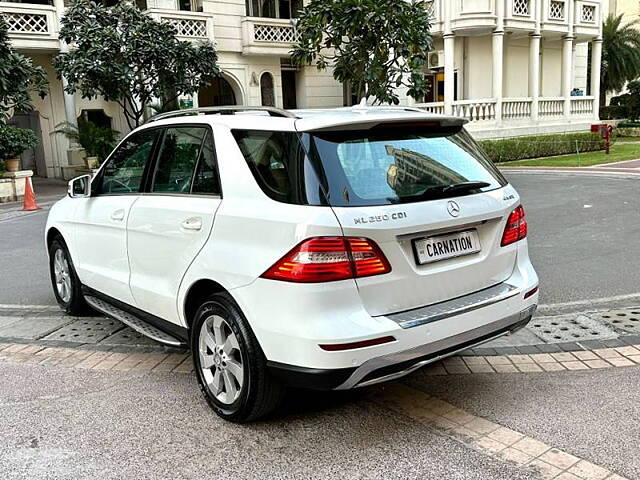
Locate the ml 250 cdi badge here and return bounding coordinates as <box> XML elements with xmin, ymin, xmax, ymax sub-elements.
<box><xmin>46</xmin><ymin>106</ymin><xmax>538</xmax><ymax>422</ymax></box>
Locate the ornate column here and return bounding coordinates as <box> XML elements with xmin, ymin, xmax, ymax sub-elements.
<box><xmin>590</xmin><ymin>38</ymin><xmax>603</xmax><ymax>119</ymax></box>
<box><xmin>444</xmin><ymin>33</ymin><xmax>456</xmax><ymax>116</ymax></box>
<box><xmin>492</xmin><ymin>30</ymin><xmax>505</xmax><ymax>124</ymax></box>
<box><xmin>529</xmin><ymin>33</ymin><xmax>541</xmax><ymax>122</ymax></box>
<box><xmin>562</xmin><ymin>35</ymin><xmax>574</xmax><ymax>119</ymax></box>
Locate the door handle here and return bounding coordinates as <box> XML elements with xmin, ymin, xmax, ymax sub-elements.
<box><xmin>110</xmin><ymin>209</ymin><xmax>125</xmax><ymax>221</ymax></box>
<box><xmin>181</xmin><ymin>217</ymin><xmax>202</xmax><ymax>231</ymax></box>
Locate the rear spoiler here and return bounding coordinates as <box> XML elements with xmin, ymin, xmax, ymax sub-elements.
<box><xmin>295</xmin><ymin>112</ymin><xmax>468</xmax><ymax>133</ymax></box>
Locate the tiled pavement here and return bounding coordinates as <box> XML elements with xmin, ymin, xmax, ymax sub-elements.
<box><xmin>2</xmin><ymin>341</ymin><xmax>640</xmax><ymax>377</ymax></box>
<box><xmin>372</xmin><ymin>383</ymin><xmax>630</xmax><ymax>480</ymax></box>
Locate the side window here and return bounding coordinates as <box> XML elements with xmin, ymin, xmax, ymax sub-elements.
<box><xmin>99</xmin><ymin>129</ymin><xmax>158</xmax><ymax>194</ymax></box>
<box><xmin>152</xmin><ymin>127</ymin><xmax>206</xmax><ymax>194</ymax></box>
<box><xmin>192</xmin><ymin>131</ymin><xmax>221</xmax><ymax>195</ymax></box>
<box><xmin>232</xmin><ymin>130</ymin><xmax>303</xmax><ymax>202</ymax></box>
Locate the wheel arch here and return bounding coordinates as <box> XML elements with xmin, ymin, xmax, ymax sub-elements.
<box><xmin>183</xmin><ymin>279</ymin><xmax>230</xmax><ymax>329</ymax></box>
<box><xmin>46</xmin><ymin>226</ymin><xmax>64</xmax><ymax>248</ymax></box>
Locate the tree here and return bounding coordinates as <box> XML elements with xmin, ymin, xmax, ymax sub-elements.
<box><xmin>601</xmin><ymin>14</ymin><xmax>640</xmax><ymax>107</ymax></box>
<box><xmin>291</xmin><ymin>0</ymin><xmax>432</xmax><ymax>105</ymax></box>
<box><xmin>0</xmin><ymin>17</ymin><xmax>48</xmax><ymax>123</ymax></box>
<box><xmin>54</xmin><ymin>0</ymin><xmax>220</xmax><ymax>129</ymax></box>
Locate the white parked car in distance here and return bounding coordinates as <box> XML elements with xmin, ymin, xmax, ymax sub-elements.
<box><xmin>46</xmin><ymin>105</ymin><xmax>538</xmax><ymax>422</ymax></box>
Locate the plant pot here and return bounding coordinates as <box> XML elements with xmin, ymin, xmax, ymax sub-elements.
<box><xmin>85</xmin><ymin>156</ymin><xmax>100</xmax><ymax>169</ymax></box>
<box><xmin>4</xmin><ymin>157</ymin><xmax>21</xmax><ymax>172</ymax></box>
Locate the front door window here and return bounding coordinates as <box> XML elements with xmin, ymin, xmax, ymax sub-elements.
<box><xmin>98</xmin><ymin>129</ymin><xmax>158</xmax><ymax>194</ymax></box>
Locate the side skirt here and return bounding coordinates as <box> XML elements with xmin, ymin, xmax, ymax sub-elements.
<box><xmin>81</xmin><ymin>286</ymin><xmax>188</xmax><ymax>348</ymax></box>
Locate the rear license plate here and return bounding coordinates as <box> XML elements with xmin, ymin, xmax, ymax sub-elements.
<box><xmin>413</xmin><ymin>229</ymin><xmax>481</xmax><ymax>265</ymax></box>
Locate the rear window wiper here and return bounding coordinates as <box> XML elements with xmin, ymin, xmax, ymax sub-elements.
<box><xmin>395</xmin><ymin>181</ymin><xmax>491</xmax><ymax>203</ymax></box>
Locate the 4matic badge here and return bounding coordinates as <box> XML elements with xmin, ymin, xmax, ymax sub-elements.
<box><xmin>354</xmin><ymin>212</ymin><xmax>407</xmax><ymax>225</ymax></box>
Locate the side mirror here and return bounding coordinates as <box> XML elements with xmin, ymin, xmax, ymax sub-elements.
<box><xmin>67</xmin><ymin>174</ymin><xmax>92</xmax><ymax>198</ymax></box>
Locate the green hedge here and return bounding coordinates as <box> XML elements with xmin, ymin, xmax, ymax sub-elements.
<box><xmin>480</xmin><ymin>132</ymin><xmax>606</xmax><ymax>163</ymax></box>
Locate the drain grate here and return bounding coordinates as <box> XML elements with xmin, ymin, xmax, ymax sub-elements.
<box><xmin>595</xmin><ymin>309</ymin><xmax>640</xmax><ymax>334</ymax></box>
<box><xmin>42</xmin><ymin>318</ymin><xmax>123</xmax><ymax>344</ymax></box>
<box><xmin>528</xmin><ymin>314</ymin><xmax>617</xmax><ymax>343</ymax></box>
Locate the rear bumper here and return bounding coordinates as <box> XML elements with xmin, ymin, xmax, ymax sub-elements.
<box><xmin>267</xmin><ymin>304</ymin><xmax>535</xmax><ymax>390</ymax></box>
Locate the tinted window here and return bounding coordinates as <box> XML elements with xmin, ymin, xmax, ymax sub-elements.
<box><xmin>152</xmin><ymin>127</ymin><xmax>207</xmax><ymax>194</ymax></box>
<box><xmin>232</xmin><ymin>130</ymin><xmax>308</xmax><ymax>204</ymax></box>
<box><xmin>99</xmin><ymin>129</ymin><xmax>157</xmax><ymax>194</ymax></box>
<box><xmin>192</xmin><ymin>132</ymin><xmax>220</xmax><ymax>195</ymax></box>
<box><xmin>306</xmin><ymin>126</ymin><xmax>506</xmax><ymax>207</ymax></box>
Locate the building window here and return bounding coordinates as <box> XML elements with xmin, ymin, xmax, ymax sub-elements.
<box><xmin>260</xmin><ymin>72</ymin><xmax>275</xmax><ymax>107</ymax></box>
<box><xmin>179</xmin><ymin>0</ymin><xmax>203</xmax><ymax>12</ymax></box>
<box><xmin>581</xmin><ymin>4</ymin><xmax>596</xmax><ymax>23</ymax></box>
<box><xmin>513</xmin><ymin>0</ymin><xmax>530</xmax><ymax>16</ymax></box>
<box><xmin>549</xmin><ymin>0</ymin><xmax>565</xmax><ymax>20</ymax></box>
<box><xmin>246</xmin><ymin>0</ymin><xmax>302</xmax><ymax>19</ymax></box>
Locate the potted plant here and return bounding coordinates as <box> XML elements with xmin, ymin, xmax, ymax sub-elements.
<box><xmin>54</xmin><ymin>120</ymin><xmax>119</xmax><ymax>169</ymax></box>
<box><xmin>0</xmin><ymin>124</ymin><xmax>38</xmax><ymax>172</ymax></box>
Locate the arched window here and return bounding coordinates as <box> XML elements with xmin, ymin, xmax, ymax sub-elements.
<box><xmin>198</xmin><ymin>77</ymin><xmax>238</xmax><ymax>106</ymax></box>
<box><xmin>260</xmin><ymin>72</ymin><xmax>275</xmax><ymax>107</ymax></box>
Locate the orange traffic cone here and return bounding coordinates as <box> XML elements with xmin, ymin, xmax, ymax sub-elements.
<box><xmin>22</xmin><ymin>177</ymin><xmax>40</xmax><ymax>211</ymax></box>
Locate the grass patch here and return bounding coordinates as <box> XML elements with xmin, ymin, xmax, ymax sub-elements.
<box><xmin>501</xmin><ymin>143</ymin><xmax>640</xmax><ymax>167</ymax></box>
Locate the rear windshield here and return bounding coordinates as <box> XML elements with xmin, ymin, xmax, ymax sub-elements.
<box><xmin>232</xmin><ymin>125</ymin><xmax>506</xmax><ymax>207</ymax></box>
<box><xmin>306</xmin><ymin>125</ymin><xmax>507</xmax><ymax>207</ymax></box>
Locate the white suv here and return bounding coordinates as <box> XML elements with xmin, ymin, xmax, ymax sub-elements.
<box><xmin>46</xmin><ymin>106</ymin><xmax>538</xmax><ymax>422</ymax></box>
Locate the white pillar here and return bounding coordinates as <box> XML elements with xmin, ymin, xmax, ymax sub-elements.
<box><xmin>529</xmin><ymin>33</ymin><xmax>541</xmax><ymax>122</ymax></box>
<box><xmin>591</xmin><ymin>38</ymin><xmax>603</xmax><ymax>119</ymax></box>
<box><xmin>192</xmin><ymin>92</ymin><xmax>199</xmax><ymax>109</ymax></box>
<box><xmin>492</xmin><ymin>31</ymin><xmax>504</xmax><ymax>124</ymax></box>
<box><xmin>562</xmin><ymin>35</ymin><xmax>574</xmax><ymax>119</ymax></box>
<box><xmin>444</xmin><ymin>34</ymin><xmax>455</xmax><ymax>116</ymax></box>
<box><xmin>61</xmin><ymin>77</ymin><xmax>77</xmax><ymax>129</ymax></box>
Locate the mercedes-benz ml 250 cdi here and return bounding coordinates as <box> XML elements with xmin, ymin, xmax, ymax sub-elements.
<box><xmin>46</xmin><ymin>106</ymin><xmax>538</xmax><ymax>422</ymax></box>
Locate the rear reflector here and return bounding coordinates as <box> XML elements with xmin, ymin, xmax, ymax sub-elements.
<box><xmin>501</xmin><ymin>205</ymin><xmax>528</xmax><ymax>247</ymax></box>
<box><xmin>319</xmin><ymin>336</ymin><xmax>396</xmax><ymax>351</ymax></box>
<box><xmin>261</xmin><ymin>236</ymin><xmax>391</xmax><ymax>283</ymax></box>
<box><xmin>524</xmin><ymin>286</ymin><xmax>539</xmax><ymax>299</ymax></box>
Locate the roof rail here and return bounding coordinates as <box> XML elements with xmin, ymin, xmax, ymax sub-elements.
<box><xmin>147</xmin><ymin>106</ymin><xmax>298</xmax><ymax>123</ymax></box>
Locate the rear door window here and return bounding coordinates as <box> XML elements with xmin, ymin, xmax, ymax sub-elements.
<box><xmin>152</xmin><ymin>126</ymin><xmax>208</xmax><ymax>194</ymax></box>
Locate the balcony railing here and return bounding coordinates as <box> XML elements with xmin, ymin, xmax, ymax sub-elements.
<box><xmin>146</xmin><ymin>9</ymin><xmax>213</xmax><ymax>40</ymax></box>
<box><xmin>241</xmin><ymin>17</ymin><xmax>299</xmax><ymax>56</ymax></box>
<box><xmin>570</xmin><ymin>96</ymin><xmax>595</xmax><ymax>116</ymax></box>
<box><xmin>415</xmin><ymin>101</ymin><xmax>445</xmax><ymax>115</ymax></box>
<box><xmin>416</xmin><ymin>96</ymin><xmax>595</xmax><ymax>123</ymax></box>
<box><xmin>539</xmin><ymin>98</ymin><xmax>565</xmax><ymax>118</ymax></box>
<box><xmin>453</xmin><ymin>99</ymin><xmax>497</xmax><ymax>122</ymax></box>
<box><xmin>0</xmin><ymin>2</ymin><xmax>59</xmax><ymax>49</ymax></box>
<box><xmin>503</xmin><ymin>98</ymin><xmax>533</xmax><ymax>120</ymax></box>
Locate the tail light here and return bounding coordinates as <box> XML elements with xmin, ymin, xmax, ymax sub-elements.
<box><xmin>501</xmin><ymin>205</ymin><xmax>528</xmax><ymax>246</ymax></box>
<box><xmin>261</xmin><ymin>236</ymin><xmax>391</xmax><ymax>283</ymax></box>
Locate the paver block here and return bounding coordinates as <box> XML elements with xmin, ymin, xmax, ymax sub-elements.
<box><xmin>596</xmin><ymin>309</ymin><xmax>640</xmax><ymax>334</ymax></box>
<box><xmin>0</xmin><ymin>317</ymin><xmax>74</xmax><ymax>340</ymax></box>
<box><xmin>42</xmin><ymin>318</ymin><xmax>123</xmax><ymax>344</ymax></box>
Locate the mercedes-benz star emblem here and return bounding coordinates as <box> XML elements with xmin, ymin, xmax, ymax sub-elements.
<box><xmin>447</xmin><ymin>200</ymin><xmax>460</xmax><ymax>217</ymax></box>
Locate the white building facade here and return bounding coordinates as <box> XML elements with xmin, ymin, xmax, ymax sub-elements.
<box><xmin>2</xmin><ymin>0</ymin><xmax>606</xmax><ymax>178</ymax></box>
<box><xmin>413</xmin><ymin>0</ymin><xmax>605</xmax><ymax>138</ymax></box>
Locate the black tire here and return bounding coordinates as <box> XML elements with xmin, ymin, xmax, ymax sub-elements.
<box><xmin>190</xmin><ymin>293</ymin><xmax>285</xmax><ymax>423</ymax></box>
<box><xmin>48</xmin><ymin>236</ymin><xmax>88</xmax><ymax>316</ymax></box>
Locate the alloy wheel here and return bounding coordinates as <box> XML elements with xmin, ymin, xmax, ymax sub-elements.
<box><xmin>53</xmin><ymin>248</ymin><xmax>72</xmax><ymax>303</ymax></box>
<box><xmin>198</xmin><ymin>314</ymin><xmax>244</xmax><ymax>405</ymax></box>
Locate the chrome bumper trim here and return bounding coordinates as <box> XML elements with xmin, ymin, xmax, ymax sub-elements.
<box><xmin>335</xmin><ymin>305</ymin><xmax>536</xmax><ymax>390</ymax></box>
<box><xmin>386</xmin><ymin>282</ymin><xmax>521</xmax><ymax>329</ymax></box>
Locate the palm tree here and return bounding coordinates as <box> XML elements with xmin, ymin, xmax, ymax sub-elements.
<box><xmin>601</xmin><ymin>14</ymin><xmax>640</xmax><ymax>107</ymax></box>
